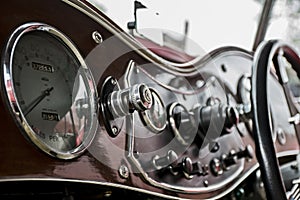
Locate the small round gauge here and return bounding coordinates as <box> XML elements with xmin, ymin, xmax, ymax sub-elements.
<box><xmin>2</xmin><ymin>23</ymin><xmax>98</xmax><ymax>159</ymax></box>
<box><xmin>140</xmin><ymin>89</ymin><xmax>166</xmax><ymax>133</ymax></box>
<box><xmin>168</xmin><ymin>102</ymin><xmax>197</xmax><ymax>146</ymax></box>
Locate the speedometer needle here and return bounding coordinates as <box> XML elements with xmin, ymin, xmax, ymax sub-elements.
<box><xmin>24</xmin><ymin>87</ymin><xmax>54</xmax><ymax>116</ymax></box>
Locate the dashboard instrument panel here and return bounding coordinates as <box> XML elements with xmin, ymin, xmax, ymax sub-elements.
<box><xmin>0</xmin><ymin>0</ymin><xmax>298</xmax><ymax>199</ymax></box>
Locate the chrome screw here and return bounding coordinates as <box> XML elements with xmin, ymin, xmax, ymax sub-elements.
<box><xmin>112</xmin><ymin>126</ymin><xmax>118</xmax><ymax>135</ymax></box>
<box><xmin>119</xmin><ymin>165</ymin><xmax>129</xmax><ymax>179</ymax></box>
<box><xmin>277</xmin><ymin>128</ymin><xmax>286</xmax><ymax>145</ymax></box>
<box><xmin>111</xmin><ymin>78</ymin><xmax>117</xmax><ymax>85</ymax></box>
<box><xmin>92</xmin><ymin>31</ymin><xmax>103</xmax><ymax>44</ymax></box>
<box><xmin>104</xmin><ymin>191</ymin><xmax>112</xmax><ymax>198</ymax></box>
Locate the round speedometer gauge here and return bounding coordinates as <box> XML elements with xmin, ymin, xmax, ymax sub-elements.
<box><xmin>2</xmin><ymin>23</ymin><xmax>98</xmax><ymax>159</ymax></box>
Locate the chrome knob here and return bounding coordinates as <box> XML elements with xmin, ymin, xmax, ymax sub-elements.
<box><xmin>152</xmin><ymin>150</ymin><xmax>178</xmax><ymax>170</ymax></box>
<box><xmin>108</xmin><ymin>84</ymin><xmax>153</xmax><ymax>118</ymax></box>
<box><xmin>171</xmin><ymin>157</ymin><xmax>196</xmax><ymax>179</ymax></box>
<box><xmin>222</xmin><ymin>145</ymin><xmax>254</xmax><ymax>170</ymax></box>
<box><xmin>236</xmin><ymin>145</ymin><xmax>254</xmax><ymax>160</ymax></box>
<box><xmin>221</xmin><ymin>150</ymin><xmax>238</xmax><ymax>170</ymax></box>
<box><xmin>197</xmin><ymin>104</ymin><xmax>239</xmax><ymax>135</ymax></box>
<box><xmin>210</xmin><ymin>158</ymin><xmax>223</xmax><ymax>176</ymax></box>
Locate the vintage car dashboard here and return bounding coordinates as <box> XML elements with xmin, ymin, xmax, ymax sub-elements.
<box><xmin>0</xmin><ymin>0</ymin><xmax>299</xmax><ymax>199</ymax></box>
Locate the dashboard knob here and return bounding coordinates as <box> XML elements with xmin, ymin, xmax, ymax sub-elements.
<box><xmin>222</xmin><ymin>145</ymin><xmax>254</xmax><ymax>170</ymax></box>
<box><xmin>221</xmin><ymin>150</ymin><xmax>238</xmax><ymax>169</ymax></box>
<box><xmin>197</xmin><ymin>104</ymin><xmax>239</xmax><ymax>137</ymax></box>
<box><xmin>171</xmin><ymin>157</ymin><xmax>193</xmax><ymax>179</ymax></box>
<box><xmin>210</xmin><ymin>158</ymin><xmax>224</xmax><ymax>176</ymax></box>
<box><xmin>224</xmin><ymin>106</ymin><xmax>239</xmax><ymax>131</ymax></box>
<box><xmin>189</xmin><ymin>161</ymin><xmax>208</xmax><ymax>176</ymax></box>
<box><xmin>108</xmin><ymin>83</ymin><xmax>153</xmax><ymax>118</ymax></box>
<box><xmin>171</xmin><ymin>157</ymin><xmax>208</xmax><ymax>179</ymax></box>
<box><xmin>182</xmin><ymin>157</ymin><xmax>193</xmax><ymax>177</ymax></box>
<box><xmin>236</xmin><ymin>145</ymin><xmax>254</xmax><ymax>160</ymax></box>
<box><xmin>153</xmin><ymin>150</ymin><xmax>178</xmax><ymax>170</ymax></box>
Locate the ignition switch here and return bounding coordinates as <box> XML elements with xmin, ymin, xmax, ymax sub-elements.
<box><xmin>108</xmin><ymin>83</ymin><xmax>153</xmax><ymax>118</ymax></box>
<box><xmin>100</xmin><ymin>76</ymin><xmax>153</xmax><ymax>137</ymax></box>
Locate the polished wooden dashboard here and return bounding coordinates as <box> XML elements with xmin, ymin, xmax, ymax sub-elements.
<box><xmin>0</xmin><ymin>0</ymin><xmax>298</xmax><ymax>199</ymax></box>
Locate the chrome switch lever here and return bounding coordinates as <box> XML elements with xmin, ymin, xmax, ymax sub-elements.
<box><xmin>152</xmin><ymin>150</ymin><xmax>178</xmax><ymax>170</ymax></box>
<box><xmin>170</xmin><ymin>157</ymin><xmax>207</xmax><ymax>179</ymax></box>
<box><xmin>289</xmin><ymin>113</ymin><xmax>300</xmax><ymax>125</ymax></box>
<box><xmin>236</xmin><ymin>145</ymin><xmax>254</xmax><ymax>160</ymax></box>
<box><xmin>222</xmin><ymin>145</ymin><xmax>254</xmax><ymax>170</ymax></box>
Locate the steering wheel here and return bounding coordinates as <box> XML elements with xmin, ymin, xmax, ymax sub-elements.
<box><xmin>251</xmin><ymin>40</ymin><xmax>300</xmax><ymax>200</ymax></box>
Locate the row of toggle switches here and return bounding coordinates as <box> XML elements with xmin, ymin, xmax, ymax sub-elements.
<box><xmin>210</xmin><ymin>145</ymin><xmax>254</xmax><ymax>176</ymax></box>
<box><xmin>152</xmin><ymin>145</ymin><xmax>253</xmax><ymax>179</ymax></box>
<box><xmin>153</xmin><ymin>150</ymin><xmax>208</xmax><ymax>179</ymax></box>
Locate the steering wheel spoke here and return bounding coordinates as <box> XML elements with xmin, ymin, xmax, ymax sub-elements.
<box><xmin>272</xmin><ymin>43</ymin><xmax>300</xmax><ymax>137</ymax></box>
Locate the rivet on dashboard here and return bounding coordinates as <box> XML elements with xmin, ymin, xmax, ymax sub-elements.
<box><xmin>112</xmin><ymin>126</ymin><xmax>119</xmax><ymax>135</ymax></box>
<box><xmin>196</xmin><ymin>80</ymin><xmax>205</xmax><ymax>88</ymax></box>
<box><xmin>203</xmin><ymin>180</ymin><xmax>209</xmax><ymax>187</ymax></box>
<box><xmin>209</xmin><ymin>141</ymin><xmax>220</xmax><ymax>153</ymax></box>
<box><xmin>104</xmin><ymin>191</ymin><xmax>112</xmax><ymax>198</ymax></box>
<box><xmin>277</xmin><ymin>128</ymin><xmax>286</xmax><ymax>145</ymax></box>
<box><xmin>111</xmin><ymin>78</ymin><xmax>117</xmax><ymax>85</ymax></box>
<box><xmin>119</xmin><ymin>165</ymin><xmax>129</xmax><ymax>179</ymax></box>
<box><xmin>92</xmin><ymin>31</ymin><xmax>103</xmax><ymax>44</ymax></box>
<box><xmin>133</xmin><ymin>151</ymin><xmax>140</xmax><ymax>159</ymax></box>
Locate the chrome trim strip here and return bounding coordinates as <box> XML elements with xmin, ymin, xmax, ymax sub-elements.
<box><xmin>0</xmin><ymin>152</ymin><xmax>296</xmax><ymax>200</ymax></box>
<box><xmin>0</xmin><ymin>149</ymin><xmax>298</xmax><ymax>200</ymax></box>
<box><xmin>63</xmin><ymin>0</ymin><xmax>201</xmax><ymax>75</ymax></box>
<box><xmin>0</xmin><ymin>178</ymin><xmax>180</xmax><ymax>200</ymax></box>
<box><xmin>277</xmin><ymin>150</ymin><xmax>300</xmax><ymax>158</ymax></box>
<box><xmin>63</xmin><ymin>0</ymin><xmax>251</xmax><ymax>76</ymax></box>
<box><xmin>125</xmin><ymin>49</ymin><xmax>252</xmax><ymax>96</ymax></box>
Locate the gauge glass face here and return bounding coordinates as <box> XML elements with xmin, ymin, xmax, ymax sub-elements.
<box><xmin>3</xmin><ymin>24</ymin><xmax>97</xmax><ymax>159</ymax></box>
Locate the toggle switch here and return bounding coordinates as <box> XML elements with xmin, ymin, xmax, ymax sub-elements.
<box><xmin>171</xmin><ymin>157</ymin><xmax>208</xmax><ymax>179</ymax></box>
<box><xmin>222</xmin><ymin>145</ymin><xmax>254</xmax><ymax>170</ymax></box>
<box><xmin>152</xmin><ymin>150</ymin><xmax>178</xmax><ymax>170</ymax></box>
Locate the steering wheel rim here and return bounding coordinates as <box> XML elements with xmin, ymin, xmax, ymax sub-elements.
<box><xmin>251</xmin><ymin>40</ymin><xmax>300</xmax><ymax>200</ymax></box>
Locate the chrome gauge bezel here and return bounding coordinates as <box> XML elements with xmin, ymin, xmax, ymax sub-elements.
<box><xmin>2</xmin><ymin>22</ymin><xmax>98</xmax><ymax>159</ymax></box>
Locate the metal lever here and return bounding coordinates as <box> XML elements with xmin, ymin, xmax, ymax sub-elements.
<box><xmin>289</xmin><ymin>113</ymin><xmax>300</xmax><ymax>125</ymax></box>
<box><xmin>152</xmin><ymin>150</ymin><xmax>178</xmax><ymax>170</ymax></box>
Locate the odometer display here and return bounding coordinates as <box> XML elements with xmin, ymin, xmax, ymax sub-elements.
<box><xmin>42</xmin><ymin>112</ymin><xmax>60</xmax><ymax>121</ymax></box>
